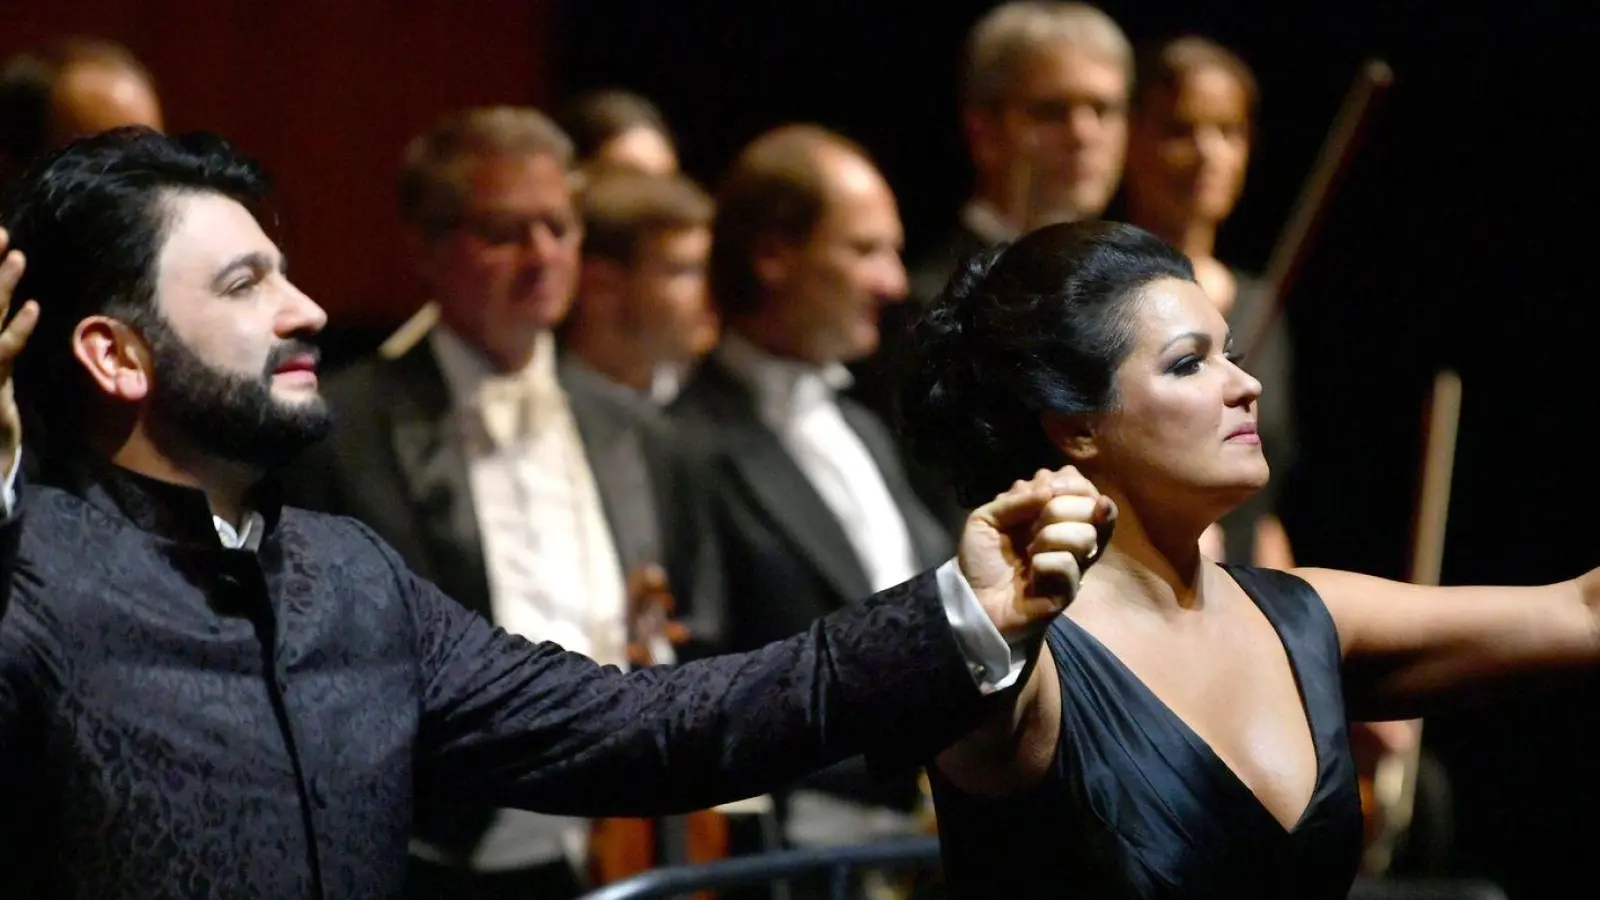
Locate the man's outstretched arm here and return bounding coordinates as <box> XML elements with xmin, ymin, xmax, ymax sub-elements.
<box><xmin>405</xmin><ymin>468</ymin><xmax>1107</xmax><ymax>817</ymax></box>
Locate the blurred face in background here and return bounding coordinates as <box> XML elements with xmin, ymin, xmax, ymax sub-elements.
<box><xmin>1126</xmin><ymin>64</ymin><xmax>1252</xmax><ymax>233</ymax></box>
<box><xmin>751</xmin><ymin>147</ymin><xmax>908</xmax><ymax>365</ymax></box>
<box><xmin>967</xmin><ymin>42</ymin><xmax>1129</xmax><ymax>227</ymax></box>
<box><xmin>584</xmin><ymin>223</ymin><xmax>717</xmax><ymax>365</ymax></box>
<box><xmin>413</xmin><ymin>151</ymin><xmax>582</xmax><ymax>370</ymax></box>
<box><xmin>629</xmin><ymin>225</ymin><xmax>717</xmax><ymax>362</ymax></box>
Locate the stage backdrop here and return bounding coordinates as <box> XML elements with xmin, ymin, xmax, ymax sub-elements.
<box><xmin>1</xmin><ymin>0</ymin><xmax>559</xmax><ymax>330</ymax></box>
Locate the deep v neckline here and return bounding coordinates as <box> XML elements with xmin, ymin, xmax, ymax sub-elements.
<box><xmin>1060</xmin><ymin>565</ymin><xmax>1326</xmax><ymax>835</ymax></box>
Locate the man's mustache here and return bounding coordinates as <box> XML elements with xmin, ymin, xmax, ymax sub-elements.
<box><xmin>262</xmin><ymin>339</ymin><xmax>321</xmax><ymax>377</ymax></box>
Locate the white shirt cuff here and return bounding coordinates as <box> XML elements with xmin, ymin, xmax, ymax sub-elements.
<box><xmin>0</xmin><ymin>445</ymin><xmax>18</xmax><ymax>517</ymax></box>
<box><xmin>935</xmin><ymin>558</ymin><xmax>1030</xmax><ymax>695</ymax></box>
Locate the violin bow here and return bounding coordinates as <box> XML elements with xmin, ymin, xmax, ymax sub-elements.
<box><xmin>1241</xmin><ymin>60</ymin><xmax>1395</xmax><ymax>363</ymax></box>
<box><xmin>1365</xmin><ymin>369</ymin><xmax>1464</xmax><ymax>874</ymax></box>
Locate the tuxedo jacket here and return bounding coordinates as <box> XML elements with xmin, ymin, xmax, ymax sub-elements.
<box><xmin>668</xmin><ymin>359</ymin><xmax>955</xmax><ymax>811</ymax></box>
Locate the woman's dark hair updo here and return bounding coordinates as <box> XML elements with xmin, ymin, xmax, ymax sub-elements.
<box><xmin>895</xmin><ymin>220</ymin><xmax>1195</xmax><ymax>508</ymax></box>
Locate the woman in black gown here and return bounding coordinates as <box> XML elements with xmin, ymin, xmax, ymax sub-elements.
<box><xmin>896</xmin><ymin>220</ymin><xmax>1598</xmax><ymax>898</ymax></box>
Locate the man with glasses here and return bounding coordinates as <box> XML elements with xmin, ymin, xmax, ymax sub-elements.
<box><xmin>283</xmin><ymin>106</ymin><xmax>725</xmax><ymax>900</ymax></box>
<box><xmin>851</xmin><ymin>1</ymin><xmax>1133</xmax><ymax>532</ymax></box>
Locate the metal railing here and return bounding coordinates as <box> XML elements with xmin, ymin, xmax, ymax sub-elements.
<box><xmin>577</xmin><ymin>835</ymin><xmax>943</xmax><ymax>900</ymax></box>
<box><xmin>1347</xmin><ymin>878</ymin><xmax>1508</xmax><ymax>900</ymax></box>
<box><xmin>576</xmin><ymin>838</ymin><xmax>1508</xmax><ymax>900</ymax></box>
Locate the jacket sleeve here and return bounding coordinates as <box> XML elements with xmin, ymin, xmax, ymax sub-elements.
<box><xmin>384</xmin><ymin>520</ymin><xmax>992</xmax><ymax>818</ymax></box>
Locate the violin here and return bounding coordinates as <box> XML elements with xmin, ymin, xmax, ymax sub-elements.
<box><xmin>587</xmin><ymin>565</ymin><xmax>731</xmax><ymax>897</ymax></box>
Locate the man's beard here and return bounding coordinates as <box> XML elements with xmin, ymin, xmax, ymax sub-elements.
<box><xmin>140</xmin><ymin>315</ymin><xmax>333</xmax><ymax>470</ymax></box>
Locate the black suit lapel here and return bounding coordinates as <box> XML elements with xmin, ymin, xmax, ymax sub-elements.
<box><xmin>693</xmin><ymin>364</ymin><xmax>873</xmax><ymax>602</ymax></box>
<box><xmin>838</xmin><ymin>400</ymin><xmax>956</xmax><ymax>570</ymax></box>
<box><xmin>385</xmin><ymin>346</ymin><xmax>493</xmax><ymax>620</ymax></box>
<box><xmin>559</xmin><ymin>359</ymin><xmax>661</xmax><ymax>575</ymax></box>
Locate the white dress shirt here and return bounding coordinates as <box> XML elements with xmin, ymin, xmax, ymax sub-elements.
<box><xmin>430</xmin><ymin>328</ymin><xmax>628</xmax><ymax>670</ymax></box>
<box><xmin>648</xmin><ymin>362</ymin><xmax>688</xmax><ymax>406</ymax></box>
<box><xmin>425</xmin><ymin>326</ymin><xmax>625</xmax><ymax>872</ymax></box>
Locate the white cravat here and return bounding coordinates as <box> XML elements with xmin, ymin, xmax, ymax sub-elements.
<box><xmin>427</xmin><ymin>327</ymin><xmax>626</xmax><ymax>873</ymax></box>
<box><xmin>716</xmin><ymin>335</ymin><xmax>919</xmax><ymax>594</ymax></box>
<box><xmin>648</xmin><ymin>362</ymin><xmax>686</xmax><ymax>407</ymax></box>
<box><xmin>474</xmin><ymin>371</ymin><xmax>563</xmax><ymax>452</ymax></box>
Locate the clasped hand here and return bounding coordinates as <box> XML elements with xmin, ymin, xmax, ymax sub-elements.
<box><xmin>959</xmin><ymin>466</ymin><xmax>1116</xmax><ymax>639</ymax></box>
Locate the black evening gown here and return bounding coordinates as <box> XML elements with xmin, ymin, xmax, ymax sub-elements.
<box><xmin>931</xmin><ymin>565</ymin><xmax>1364</xmax><ymax>899</ymax></box>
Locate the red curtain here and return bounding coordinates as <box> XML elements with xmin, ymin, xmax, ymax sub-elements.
<box><xmin>2</xmin><ymin>0</ymin><xmax>559</xmax><ymax>327</ymax></box>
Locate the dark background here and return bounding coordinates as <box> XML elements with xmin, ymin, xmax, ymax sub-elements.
<box><xmin>7</xmin><ymin>1</ymin><xmax>1598</xmax><ymax>895</ymax></box>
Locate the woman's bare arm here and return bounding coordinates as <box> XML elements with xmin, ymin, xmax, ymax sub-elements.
<box><xmin>1299</xmin><ymin>566</ymin><xmax>1600</xmax><ymax>720</ymax></box>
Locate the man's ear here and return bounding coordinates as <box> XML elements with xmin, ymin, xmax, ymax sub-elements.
<box><xmin>1042</xmin><ymin>412</ymin><xmax>1100</xmax><ymax>464</ymax></box>
<box><xmin>72</xmin><ymin>316</ymin><xmax>153</xmax><ymax>402</ymax></box>
<box><xmin>751</xmin><ymin>232</ymin><xmax>798</xmax><ymax>293</ymax></box>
